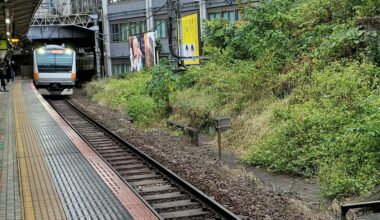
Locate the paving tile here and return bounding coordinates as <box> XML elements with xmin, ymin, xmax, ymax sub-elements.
<box><xmin>0</xmin><ymin>82</ymin><xmax>22</xmax><ymax>220</ymax></box>
<box><xmin>22</xmin><ymin>81</ymin><xmax>133</xmax><ymax>220</ymax></box>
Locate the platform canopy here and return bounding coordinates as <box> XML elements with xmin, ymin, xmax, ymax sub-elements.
<box><xmin>0</xmin><ymin>0</ymin><xmax>41</xmax><ymax>40</ymax></box>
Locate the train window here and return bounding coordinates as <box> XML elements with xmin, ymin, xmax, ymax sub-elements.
<box><xmin>36</xmin><ymin>50</ymin><xmax>73</xmax><ymax>73</ymax></box>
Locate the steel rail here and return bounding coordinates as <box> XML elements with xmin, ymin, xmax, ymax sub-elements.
<box><xmin>48</xmin><ymin>97</ymin><xmax>240</xmax><ymax>220</ymax></box>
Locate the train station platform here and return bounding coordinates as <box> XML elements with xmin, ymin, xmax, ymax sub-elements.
<box><xmin>0</xmin><ymin>79</ymin><xmax>158</xmax><ymax>220</ymax></box>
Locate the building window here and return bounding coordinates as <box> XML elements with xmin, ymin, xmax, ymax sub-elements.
<box><xmin>222</xmin><ymin>11</ymin><xmax>236</xmax><ymax>23</ymax></box>
<box><xmin>155</xmin><ymin>20</ymin><xmax>166</xmax><ymax>38</ymax></box>
<box><xmin>111</xmin><ymin>24</ymin><xmax>120</xmax><ymax>42</ymax></box>
<box><xmin>208</xmin><ymin>11</ymin><xmax>238</xmax><ymax>23</ymax></box>
<box><xmin>109</xmin><ymin>0</ymin><xmax>129</xmax><ymax>3</ymax></box>
<box><xmin>111</xmin><ymin>21</ymin><xmax>149</xmax><ymax>42</ymax></box>
<box><xmin>139</xmin><ymin>22</ymin><xmax>147</xmax><ymax>34</ymax></box>
<box><xmin>208</xmin><ymin>12</ymin><xmax>221</xmax><ymax>20</ymax></box>
<box><xmin>130</xmin><ymin>22</ymin><xmax>146</xmax><ymax>35</ymax></box>
<box><xmin>120</xmin><ymin>23</ymin><xmax>129</xmax><ymax>41</ymax></box>
<box><xmin>112</xmin><ymin>63</ymin><xmax>130</xmax><ymax>75</ymax></box>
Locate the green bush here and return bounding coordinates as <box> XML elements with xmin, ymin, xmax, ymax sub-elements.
<box><xmin>319</xmin><ymin>89</ymin><xmax>380</xmax><ymax>198</ymax></box>
<box><xmin>244</xmin><ymin>61</ymin><xmax>380</xmax><ymax>197</ymax></box>
<box><xmin>172</xmin><ymin>87</ymin><xmax>217</xmax><ymax>128</ymax></box>
<box><xmin>203</xmin><ymin>19</ymin><xmax>235</xmax><ymax>53</ymax></box>
<box><xmin>125</xmin><ymin>95</ymin><xmax>160</xmax><ymax>126</ymax></box>
<box><xmin>355</xmin><ymin>0</ymin><xmax>380</xmax><ymax>17</ymax></box>
<box><xmin>146</xmin><ymin>63</ymin><xmax>176</xmax><ymax>114</ymax></box>
<box><xmin>313</xmin><ymin>24</ymin><xmax>364</xmax><ymax>61</ymax></box>
<box><xmin>190</xmin><ymin>0</ymin><xmax>380</xmax><ymax>198</ymax></box>
<box><xmin>173</xmin><ymin>56</ymin><xmax>274</xmax><ymax>129</ymax></box>
<box><xmin>84</xmin><ymin>72</ymin><xmax>162</xmax><ymax>126</ymax></box>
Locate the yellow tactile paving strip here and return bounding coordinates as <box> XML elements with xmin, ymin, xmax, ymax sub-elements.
<box><xmin>13</xmin><ymin>81</ymin><xmax>65</xmax><ymax>220</ymax></box>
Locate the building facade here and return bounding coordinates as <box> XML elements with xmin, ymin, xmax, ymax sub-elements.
<box><xmin>106</xmin><ymin>0</ymin><xmax>245</xmax><ymax>75</ymax></box>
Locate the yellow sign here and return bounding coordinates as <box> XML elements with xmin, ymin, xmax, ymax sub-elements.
<box><xmin>11</xmin><ymin>38</ymin><xmax>19</xmax><ymax>43</ymax></box>
<box><xmin>0</xmin><ymin>40</ymin><xmax>7</xmax><ymax>50</ymax></box>
<box><xmin>181</xmin><ymin>13</ymin><xmax>200</xmax><ymax>65</ymax></box>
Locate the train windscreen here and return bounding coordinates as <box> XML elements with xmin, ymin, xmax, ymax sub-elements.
<box><xmin>36</xmin><ymin>49</ymin><xmax>73</xmax><ymax>73</ymax></box>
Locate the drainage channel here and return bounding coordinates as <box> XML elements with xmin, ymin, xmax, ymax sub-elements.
<box><xmin>48</xmin><ymin>98</ymin><xmax>241</xmax><ymax>220</ymax></box>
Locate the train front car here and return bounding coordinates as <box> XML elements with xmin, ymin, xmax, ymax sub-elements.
<box><xmin>33</xmin><ymin>45</ymin><xmax>76</xmax><ymax>95</ymax></box>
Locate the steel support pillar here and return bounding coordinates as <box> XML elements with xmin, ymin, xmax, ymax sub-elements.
<box><xmin>102</xmin><ymin>0</ymin><xmax>112</xmax><ymax>77</ymax></box>
<box><xmin>92</xmin><ymin>1</ymin><xmax>101</xmax><ymax>78</ymax></box>
<box><xmin>146</xmin><ymin>0</ymin><xmax>153</xmax><ymax>31</ymax></box>
<box><xmin>199</xmin><ymin>0</ymin><xmax>207</xmax><ymax>37</ymax></box>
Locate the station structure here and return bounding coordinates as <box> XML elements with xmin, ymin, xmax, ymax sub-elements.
<box><xmin>1</xmin><ymin>1</ymin><xmax>380</xmax><ymax>220</ymax></box>
<box><xmin>0</xmin><ymin>1</ymin><xmax>246</xmax><ymax>219</ymax></box>
<box><xmin>25</xmin><ymin>0</ymin><xmax>248</xmax><ymax>77</ymax></box>
<box><xmin>1</xmin><ymin>81</ymin><xmax>159</xmax><ymax>219</ymax></box>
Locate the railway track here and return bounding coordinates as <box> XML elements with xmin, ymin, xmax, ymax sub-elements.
<box><xmin>48</xmin><ymin>98</ymin><xmax>241</xmax><ymax>220</ymax></box>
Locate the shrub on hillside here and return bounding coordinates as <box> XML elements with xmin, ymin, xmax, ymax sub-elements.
<box><xmin>125</xmin><ymin>95</ymin><xmax>160</xmax><ymax>126</ymax></box>
<box><xmin>173</xmin><ymin>57</ymin><xmax>274</xmax><ymax>129</ymax></box>
<box><xmin>245</xmin><ymin>61</ymin><xmax>380</xmax><ymax>197</ymax></box>
<box><xmin>84</xmin><ymin>72</ymin><xmax>161</xmax><ymax>126</ymax></box>
<box><xmin>146</xmin><ymin>63</ymin><xmax>176</xmax><ymax>114</ymax></box>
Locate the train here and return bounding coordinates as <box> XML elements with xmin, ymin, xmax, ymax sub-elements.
<box><xmin>33</xmin><ymin>44</ymin><xmax>76</xmax><ymax>95</ymax></box>
<box><xmin>76</xmin><ymin>53</ymin><xmax>96</xmax><ymax>82</ymax></box>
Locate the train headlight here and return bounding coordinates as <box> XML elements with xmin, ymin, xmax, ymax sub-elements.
<box><xmin>38</xmin><ymin>49</ymin><xmax>45</xmax><ymax>54</ymax></box>
<box><xmin>65</xmin><ymin>49</ymin><xmax>72</xmax><ymax>54</ymax></box>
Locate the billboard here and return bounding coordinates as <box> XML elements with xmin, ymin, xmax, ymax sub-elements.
<box><xmin>129</xmin><ymin>32</ymin><xmax>156</xmax><ymax>71</ymax></box>
<box><xmin>181</xmin><ymin>13</ymin><xmax>200</xmax><ymax>65</ymax></box>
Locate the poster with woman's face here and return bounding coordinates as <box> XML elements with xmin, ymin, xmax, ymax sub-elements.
<box><xmin>129</xmin><ymin>35</ymin><xmax>144</xmax><ymax>71</ymax></box>
<box><xmin>144</xmin><ymin>32</ymin><xmax>156</xmax><ymax>68</ymax></box>
<box><xmin>129</xmin><ymin>32</ymin><xmax>156</xmax><ymax>71</ymax></box>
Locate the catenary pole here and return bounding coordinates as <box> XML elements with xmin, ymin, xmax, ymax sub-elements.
<box><xmin>102</xmin><ymin>0</ymin><xmax>112</xmax><ymax>77</ymax></box>
<box><xmin>199</xmin><ymin>0</ymin><xmax>207</xmax><ymax>37</ymax></box>
<box><xmin>146</xmin><ymin>0</ymin><xmax>154</xmax><ymax>30</ymax></box>
<box><xmin>92</xmin><ymin>0</ymin><xmax>101</xmax><ymax>78</ymax></box>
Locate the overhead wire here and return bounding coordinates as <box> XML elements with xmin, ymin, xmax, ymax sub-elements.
<box><xmin>102</xmin><ymin>2</ymin><xmax>167</xmax><ymax>37</ymax></box>
<box><xmin>96</xmin><ymin>18</ymin><xmax>168</xmax><ymax>43</ymax></box>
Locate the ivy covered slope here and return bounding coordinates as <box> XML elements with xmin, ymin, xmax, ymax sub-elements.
<box><xmin>85</xmin><ymin>0</ymin><xmax>380</xmax><ymax>199</ymax></box>
<box><xmin>209</xmin><ymin>0</ymin><xmax>380</xmax><ymax>199</ymax></box>
<box><xmin>175</xmin><ymin>0</ymin><xmax>380</xmax><ymax>199</ymax></box>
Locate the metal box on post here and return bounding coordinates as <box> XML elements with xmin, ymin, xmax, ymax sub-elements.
<box><xmin>212</xmin><ymin>116</ymin><xmax>231</xmax><ymax>161</ymax></box>
<box><xmin>213</xmin><ymin>116</ymin><xmax>231</xmax><ymax>131</ymax></box>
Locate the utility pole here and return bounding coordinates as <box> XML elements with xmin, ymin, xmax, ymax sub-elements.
<box><xmin>92</xmin><ymin>0</ymin><xmax>101</xmax><ymax>78</ymax></box>
<box><xmin>146</xmin><ymin>0</ymin><xmax>153</xmax><ymax>31</ymax></box>
<box><xmin>167</xmin><ymin>0</ymin><xmax>180</xmax><ymax>70</ymax></box>
<box><xmin>102</xmin><ymin>0</ymin><xmax>112</xmax><ymax>77</ymax></box>
<box><xmin>199</xmin><ymin>0</ymin><xmax>207</xmax><ymax>37</ymax></box>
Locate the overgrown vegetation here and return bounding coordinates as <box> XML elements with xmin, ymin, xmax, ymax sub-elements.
<box><xmin>84</xmin><ymin>70</ymin><xmax>159</xmax><ymax>126</ymax></box>
<box><xmin>85</xmin><ymin>0</ymin><xmax>380</xmax><ymax>199</ymax></box>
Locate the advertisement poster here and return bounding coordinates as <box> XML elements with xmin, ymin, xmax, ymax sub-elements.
<box><xmin>181</xmin><ymin>13</ymin><xmax>200</xmax><ymax>65</ymax></box>
<box><xmin>129</xmin><ymin>32</ymin><xmax>156</xmax><ymax>71</ymax></box>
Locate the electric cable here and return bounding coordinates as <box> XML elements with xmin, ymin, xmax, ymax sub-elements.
<box><xmin>104</xmin><ymin>2</ymin><xmax>167</xmax><ymax>37</ymax></box>
<box><xmin>96</xmin><ymin>18</ymin><xmax>168</xmax><ymax>42</ymax></box>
